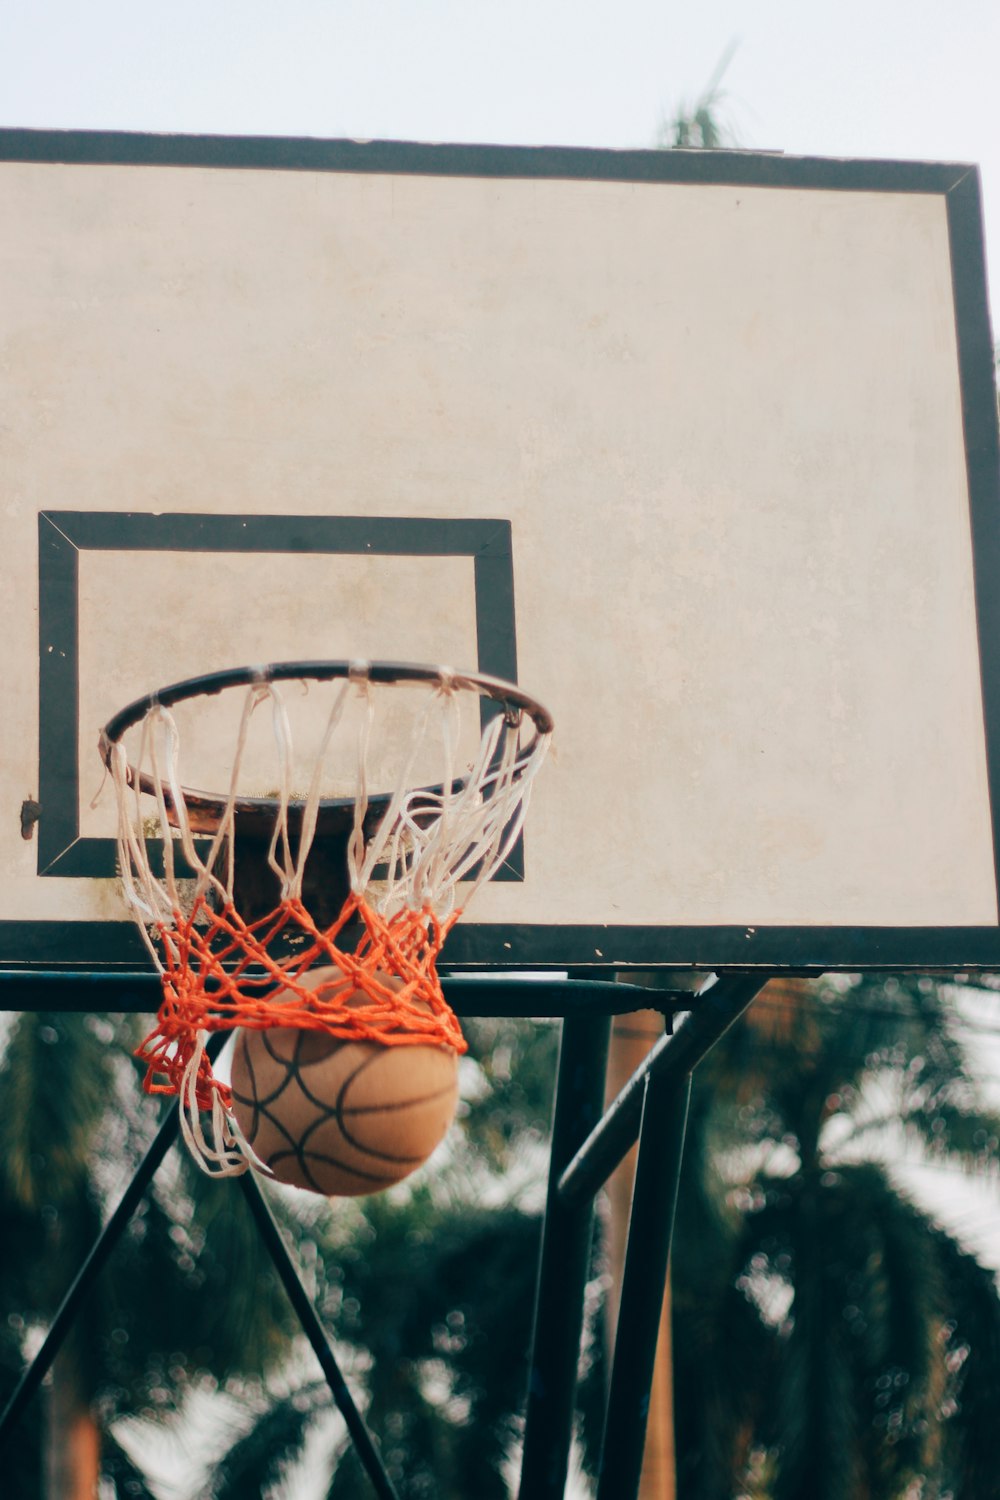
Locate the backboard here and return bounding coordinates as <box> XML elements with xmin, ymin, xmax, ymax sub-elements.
<box><xmin>2</xmin><ymin>130</ymin><xmax>999</xmax><ymax>971</ymax></box>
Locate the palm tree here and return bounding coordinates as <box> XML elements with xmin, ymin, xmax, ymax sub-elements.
<box><xmin>658</xmin><ymin>43</ymin><xmax>740</xmax><ymax>150</ymax></box>
<box><xmin>672</xmin><ymin>974</ymin><xmax>1000</xmax><ymax>1500</ymax></box>
<box><xmin>0</xmin><ymin>1009</ymin><xmax>297</xmax><ymax>1498</ymax></box>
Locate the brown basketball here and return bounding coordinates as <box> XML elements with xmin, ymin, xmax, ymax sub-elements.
<box><xmin>229</xmin><ymin>967</ymin><xmax>460</xmax><ymax>1197</ymax></box>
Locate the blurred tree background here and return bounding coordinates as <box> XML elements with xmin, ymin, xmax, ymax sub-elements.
<box><xmin>5</xmin><ymin>67</ymin><xmax>1000</xmax><ymax>1500</ymax></box>
<box><xmin>0</xmin><ymin>1010</ymin><xmax>298</xmax><ymax>1499</ymax></box>
<box><xmin>5</xmin><ymin>978</ymin><xmax>1000</xmax><ymax>1498</ymax></box>
<box><xmin>672</xmin><ymin>974</ymin><xmax>1000</xmax><ymax>1500</ymax></box>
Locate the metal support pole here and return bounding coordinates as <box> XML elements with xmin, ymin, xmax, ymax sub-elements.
<box><xmin>595</xmin><ymin>1073</ymin><xmax>692</xmax><ymax>1500</ymax></box>
<box><xmin>239</xmin><ymin>1172</ymin><xmax>399</xmax><ymax>1500</ymax></box>
<box><xmin>518</xmin><ymin>1012</ymin><xmax>612</xmax><ymax>1500</ymax></box>
<box><xmin>557</xmin><ymin>975</ymin><xmax>769</xmax><ymax>1208</ymax></box>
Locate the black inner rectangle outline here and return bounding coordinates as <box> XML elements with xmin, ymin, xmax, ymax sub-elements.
<box><xmin>38</xmin><ymin>511</ymin><xmax>523</xmax><ymax>882</ymax></box>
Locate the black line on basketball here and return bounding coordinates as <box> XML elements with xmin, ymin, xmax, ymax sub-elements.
<box><xmin>341</xmin><ymin>1081</ymin><xmax>458</xmax><ymax>1116</ymax></box>
<box><xmin>229</xmin><ymin>1035</ymin><xmax>261</xmax><ymax>1140</ymax></box>
<box><xmin>255</xmin><ymin>1103</ymin><xmax>311</xmax><ymax>1158</ymax></box>
<box><xmin>302</xmin><ymin>1108</ymin><xmax>431</xmax><ymax>1168</ymax></box>
<box><xmin>330</xmin><ymin>1046</ymin><xmax>409</xmax><ymax>1122</ymax></box>
<box><xmin>231</xmin><ymin>1030</ymin><xmax>300</xmax><ymax>1112</ymax></box>
<box><xmin>336</xmin><ymin>1090</ymin><xmax>457</xmax><ymax>1162</ymax></box>
<box><xmin>336</xmin><ymin>1066</ymin><xmax>456</xmax><ymax>1162</ymax></box>
<box><xmin>265</xmin><ymin>1040</ymin><xmax>372</xmax><ymax>1113</ymax></box>
<box><xmin>268</xmin><ymin>1144</ymin><xmax>401</xmax><ymax>1193</ymax></box>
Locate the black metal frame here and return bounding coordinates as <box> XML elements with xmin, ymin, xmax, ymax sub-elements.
<box><xmin>0</xmin><ymin>971</ymin><xmax>766</xmax><ymax>1500</ymax></box>
<box><xmin>34</xmin><ymin>512</ymin><xmax>524</xmax><ymax>886</ymax></box>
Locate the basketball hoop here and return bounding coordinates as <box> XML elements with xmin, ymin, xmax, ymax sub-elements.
<box><xmin>101</xmin><ymin>661</ymin><xmax>552</xmax><ymax>1181</ymax></box>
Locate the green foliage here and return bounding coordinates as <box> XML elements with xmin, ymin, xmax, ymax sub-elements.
<box><xmin>195</xmin><ymin>1384</ymin><xmax>327</xmax><ymax>1500</ymax></box>
<box><xmin>311</xmin><ymin>1017</ymin><xmax>560</xmax><ymax>1498</ymax></box>
<box><xmin>0</xmin><ymin>1011</ymin><xmax>119</xmax><ymax>1211</ymax></box>
<box><xmin>659</xmin><ymin>43</ymin><xmax>740</xmax><ymax>151</ymax></box>
<box><xmin>0</xmin><ymin>1332</ymin><xmax>43</xmax><ymax>1500</ymax></box>
<box><xmin>0</xmin><ymin>1009</ymin><xmax>560</xmax><ymax>1497</ymax></box>
<box><xmin>7</xmin><ymin>980</ymin><xmax>1000</xmax><ymax>1500</ymax></box>
<box><xmin>0</xmin><ymin>1010</ymin><xmax>303</xmax><ymax>1491</ymax></box>
<box><xmin>673</xmin><ymin>976</ymin><xmax>1000</xmax><ymax>1500</ymax></box>
<box><xmin>459</xmin><ymin>1015</ymin><xmax>559</xmax><ymax>1172</ymax></box>
<box><xmin>322</xmin><ymin>1188</ymin><xmax>541</xmax><ymax>1499</ymax></box>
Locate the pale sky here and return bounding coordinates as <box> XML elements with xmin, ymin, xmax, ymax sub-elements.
<box><xmin>2</xmin><ymin>0</ymin><xmax>999</xmax><ymax>323</ymax></box>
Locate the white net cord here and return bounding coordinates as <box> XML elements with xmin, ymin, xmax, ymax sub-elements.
<box><xmin>107</xmin><ymin>663</ymin><xmax>551</xmax><ymax>1177</ymax></box>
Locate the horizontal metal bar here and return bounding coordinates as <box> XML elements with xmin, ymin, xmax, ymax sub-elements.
<box><xmin>556</xmin><ymin>974</ymin><xmax>770</xmax><ymax>1208</ymax></box>
<box><xmin>447</xmin><ymin>978</ymin><xmax>691</xmax><ymax>1017</ymax></box>
<box><xmin>0</xmin><ymin>971</ymin><xmax>695</xmax><ymax>1018</ymax></box>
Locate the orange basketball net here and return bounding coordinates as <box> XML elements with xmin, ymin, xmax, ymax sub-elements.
<box><xmin>138</xmin><ymin>893</ymin><xmax>465</xmax><ymax>1114</ymax></box>
<box><xmin>105</xmin><ymin>663</ymin><xmax>551</xmax><ymax>1176</ymax></box>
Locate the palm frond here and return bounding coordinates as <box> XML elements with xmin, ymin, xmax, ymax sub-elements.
<box><xmin>102</xmin><ymin>1427</ymin><xmax>160</xmax><ymax>1499</ymax></box>
<box><xmin>929</xmin><ymin>1227</ymin><xmax>1000</xmax><ymax>1497</ymax></box>
<box><xmin>197</xmin><ymin>1384</ymin><xmax>327</xmax><ymax>1500</ymax></box>
<box><xmin>181</xmin><ymin>1169</ymin><xmax>300</xmax><ymax>1378</ymax></box>
<box><xmin>659</xmin><ymin>41</ymin><xmax>740</xmax><ymax>150</ymax></box>
<box><xmin>321</xmin><ymin>1190</ymin><xmax>540</xmax><ymax>1496</ymax></box>
<box><xmin>458</xmin><ymin>1016</ymin><xmax>558</xmax><ymax>1175</ymax></box>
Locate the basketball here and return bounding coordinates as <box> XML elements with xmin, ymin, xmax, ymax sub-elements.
<box><xmin>229</xmin><ymin>967</ymin><xmax>460</xmax><ymax>1197</ymax></box>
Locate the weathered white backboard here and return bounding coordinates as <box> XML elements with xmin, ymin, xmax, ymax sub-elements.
<box><xmin>2</xmin><ymin>130</ymin><xmax>999</xmax><ymax>970</ymax></box>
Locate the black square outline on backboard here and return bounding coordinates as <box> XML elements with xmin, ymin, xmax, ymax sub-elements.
<box><xmin>37</xmin><ymin>510</ymin><xmax>522</xmax><ymax>882</ymax></box>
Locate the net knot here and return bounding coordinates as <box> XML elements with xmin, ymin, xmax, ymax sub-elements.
<box><xmin>135</xmin><ymin>893</ymin><xmax>466</xmax><ymax>1114</ymax></box>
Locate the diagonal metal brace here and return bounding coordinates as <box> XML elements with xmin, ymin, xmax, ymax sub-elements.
<box><xmin>0</xmin><ymin>1036</ymin><xmax>230</xmax><ymax>1444</ymax></box>
<box><xmin>0</xmin><ymin>1034</ymin><xmax>398</xmax><ymax>1499</ymax></box>
<box><xmin>239</xmin><ymin>1171</ymin><xmax>399</xmax><ymax>1500</ymax></box>
<box><xmin>557</xmin><ymin>973</ymin><xmax>769</xmax><ymax>1209</ymax></box>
